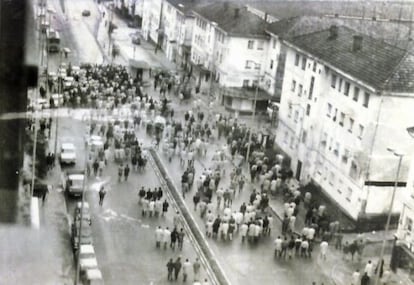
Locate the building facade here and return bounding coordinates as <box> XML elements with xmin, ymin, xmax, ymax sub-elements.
<box><xmin>142</xmin><ymin>0</ymin><xmax>163</xmax><ymax>44</ymax></box>
<box><xmin>191</xmin><ymin>3</ymin><xmax>273</xmax><ymax>113</ymax></box>
<box><xmin>276</xmin><ymin>25</ymin><xmax>414</xmax><ymax>227</ymax></box>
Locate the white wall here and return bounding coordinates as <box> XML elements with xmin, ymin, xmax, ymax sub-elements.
<box><xmin>276</xmin><ymin>44</ymin><xmax>414</xmax><ymax>220</ymax></box>
<box><xmin>217</xmin><ymin>36</ymin><xmax>268</xmax><ymax>87</ymax></box>
<box><xmin>142</xmin><ymin>0</ymin><xmax>162</xmax><ymax>42</ymax></box>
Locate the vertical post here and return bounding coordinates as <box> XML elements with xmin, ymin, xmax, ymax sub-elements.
<box><xmin>53</xmin><ymin>51</ymin><xmax>63</xmax><ymax>158</ymax></box>
<box><xmin>245</xmin><ymin>73</ymin><xmax>259</xmax><ymax>164</ymax></box>
<box><xmin>75</xmin><ymin>115</ymin><xmax>91</xmax><ymax>285</ymax></box>
<box><xmin>374</xmin><ymin>153</ymin><xmax>403</xmax><ymax>285</ymax></box>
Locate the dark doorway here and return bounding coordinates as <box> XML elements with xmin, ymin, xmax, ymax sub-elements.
<box><xmin>295</xmin><ymin>160</ymin><xmax>302</xmax><ymax>181</ymax></box>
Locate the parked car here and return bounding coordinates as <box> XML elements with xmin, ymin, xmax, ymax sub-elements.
<box><xmin>60</xmin><ymin>142</ymin><xmax>77</xmax><ymax>165</ymax></box>
<box><xmin>131</xmin><ymin>35</ymin><xmax>141</xmax><ymax>45</ymax></box>
<box><xmin>29</xmin><ymin>98</ymin><xmax>50</xmax><ymax>111</ymax></box>
<box><xmin>82</xmin><ymin>10</ymin><xmax>91</xmax><ymax>17</ymax></box>
<box><xmin>74</xmin><ymin>202</ymin><xmax>92</xmax><ymax>225</ymax></box>
<box><xmin>71</xmin><ymin>220</ymin><xmax>93</xmax><ymax>250</ymax></box>
<box><xmin>51</xmin><ymin>93</ymin><xmax>64</xmax><ymax>107</ymax></box>
<box><xmin>63</xmin><ymin>169</ymin><xmax>85</xmax><ymax>197</ymax></box>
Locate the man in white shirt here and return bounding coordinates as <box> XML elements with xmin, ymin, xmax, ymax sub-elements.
<box><xmin>155</xmin><ymin>226</ymin><xmax>163</xmax><ymax>248</ymax></box>
<box><xmin>364</xmin><ymin>260</ymin><xmax>374</xmax><ymax>278</ymax></box>
<box><xmin>320</xmin><ymin>240</ymin><xmax>328</xmax><ymax>260</ymax></box>
<box><xmin>351</xmin><ymin>269</ymin><xmax>360</xmax><ymax>285</ymax></box>
<box><xmin>274</xmin><ymin>236</ymin><xmax>283</xmax><ymax>258</ymax></box>
<box><xmin>163</xmin><ymin>227</ymin><xmax>171</xmax><ymax>250</ymax></box>
<box><xmin>240</xmin><ymin>223</ymin><xmax>248</xmax><ymax>243</ymax></box>
<box><xmin>182</xmin><ymin>258</ymin><xmax>192</xmax><ymax>282</ymax></box>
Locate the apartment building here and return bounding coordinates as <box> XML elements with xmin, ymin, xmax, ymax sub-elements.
<box><xmin>276</xmin><ymin>25</ymin><xmax>414</xmax><ymax>228</ymax></box>
<box><xmin>141</xmin><ymin>0</ymin><xmax>163</xmax><ymax>44</ymax></box>
<box><xmin>191</xmin><ymin>2</ymin><xmax>272</xmax><ymax>113</ymax></box>
<box><xmin>161</xmin><ymin>0</ymin><xmax>201</xmax><ymax>67</ymax></box>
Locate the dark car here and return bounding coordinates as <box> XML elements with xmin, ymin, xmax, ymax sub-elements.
<box><xmin>132</xmin><ymin>35</ymin><xmax>141</xmax><ymax>45</ymax></box>
<box><xmin>82</xmin><ymin>10</ymin><xmax>91</xmax><ymax>17</ymax></box>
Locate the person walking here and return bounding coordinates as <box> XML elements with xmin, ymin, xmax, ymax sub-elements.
<box><xmin>99</xmin><ymin>186</ymin><xmax>107</xmax><ymax>206</ymax></box>
<box><xmin>170</xmin><ymin>227</ymin><xmax>178</xmax><ymax>250</ymax></box>
<box><xmin>42</xmin><ymin>185</ymin><xmax>50</xmax><ymax>205</ymax></box>
<box><xmin>351</xmin><ymin>269</ymin><xmax>360</xmax><ymax>285</ymax></box>
<box><xmin>193</xmin><ymin>257</ymin><xmax>201</xmax><ymax>282</ymax></box>
<box><xmin>155</xmin><ymin>226</ymin><xmax>163</xmax><ymax>248</ymax></box>
<box><xmin>320</xmin><ymin>240</ymin><xmax>329</xmax><ymax>260</ymax></box>
<box><xmin>162</xmin><ymin>199</ymin><xmax>169</xmax><ymax>216</ymax></box>
<box><xmin>163</xmin><ymin>227</ymin><xmax>171</xmax><ymax>250</ymax></box>
<box><xmin>182</xmin><ymin>258</ymin><xmax>191</xmax><ymax>282</ymax></box>
<box><xmin>118</xmin><ymin>163</ymin><xmax>124</xmax><ymax>182</ymax></box>
<box><xmin>124</xmin><ymin>164</ymin><xmax>130</xmax><ymax>181</ymax></box>
<box><xmin>166</xmin><ymin>258</ymin><xmax>174</xmax><ymax>281</ymax></box>
<box><xmin>178</xmin><ymin>228</ymin><xmax>185</xmax><ymax>250</ymax></box>
<box><xmin>173</xmin><ymin>257</ymin><xmax>182</xmax><ymax>281</ymax></box>
<box><xmin>360</xmin><ymin>272</ymin><xmax>370</xmax><ymax>285</ymax></box>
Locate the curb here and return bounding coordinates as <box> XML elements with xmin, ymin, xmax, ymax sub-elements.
<box><xmin>148</xmin><ymin>148</ymin><xmax>232</xmax><ymax>285</ymax></box>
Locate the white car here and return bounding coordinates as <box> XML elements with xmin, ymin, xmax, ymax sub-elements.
<box><xmin>30</xmin><ymin>98</ymin><xmax>50</xmax><ymax>111</ymax></box>
<box><xmin>51</xmin><ymin>93</ymin><xmax>64</xmax><ymax>107</ymax></box>
<box><xmin>86</xmin><ymin>135</ymin><xmax>104</xmax><ymax>153</ymax></box>
<box><xmin>60</xmin><ymin>142</ymin><xmax>77</xmax><ymax>165</ymax></box>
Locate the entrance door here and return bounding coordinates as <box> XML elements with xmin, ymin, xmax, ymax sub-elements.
<box><xmin>296</xmin><ymin>160</ymin><xmax>302</xmax><ymax>181</ymax></box>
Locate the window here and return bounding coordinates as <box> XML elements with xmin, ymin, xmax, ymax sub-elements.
<box><xmin>308</xmin><ymin>76</ymin><xmax>315</xmax><ymax>99</ymax></box>
<box><xmin>326</xmin><ymin>103</ymin><xmax>332</xmax><ymax>117</ymax></box>
<box><xmin>294</xmin><ymin>110</ymin><xmax>299</xmax><ymax>122</ymax></box>
<box><xmin>344</xmin><ymin>82</ymin><xmax>350</xmax><ymax>96</ymax></box>
<box><xmin>252</xmin><ymin>79</ymin><xmax>259</xmax><ymax>87</ymax></box>
<box><xmin>291</xmin><ymin>80</ymin><xmax>296</xmax><ymax>92</ymax></box>
<box><xmin>301</xmin><ymin>57</ymin><xmax>307</xmax><ymax>70</ymax></box>
<box><xmin>298</xmin><ymin>84</ymin><xmax>303</xmax><ymax>97</ymax></box>
<box><xmin>269</xmin><ymin>60</ymin><xmax>274</xmax><ymax>69</ymax></box>
<box><xmin>332</xmin><ymin>108</ymin><xmax>338</xmax><ymax>122</ymax></box>
<box><xmin>295</xmin><ymin>53</ymin><xmax>300</xmax><ymax>66</ymax></box>
<box><xmin>338</xmin><ymin>78</ymin><xmax>343</xmax><ymax>92</ymax></box>
<box><xmin>247</xmin><ymin>40</ymin><xmax>254</xmax><ymax>49</ymax></box>
<box><xmin>342</xmin><ymin>149</ymin><xmax>350</xmax><ymax>164</ymax></box>
<box><xmin>254</xmin><ymin>63</ymin><xmax>261</xmax><ymax>70</ymax></box>
<box><xmin>312</xmin><ymin>61</ymin><xmax>317</xmax><ymax>72</ymax></box>
<box><xmin>302</xmin><ymin>130</ymin><xmax>307</xmax><ymax>143</ymax></box>
<box><xmin>290</xmin><ymin>136</ymin><xmax>295</xmax><ymax>149</ymax></box>
<box><xmin>257</xmin><ymin>40</ymin><xmax>264</xmax><ymax>50</ymax></box>
<box><xmin>353</xmin><ymin>87</ymin><xmax>360</xmax><ymax>102</ymax></box>
<box><xmin>363</xmin><ymin>92</ymin><xmax>370</xmax><ymax>108</ymax></box>
<box><xmin>245</xmin><ymin>60</ymin><xmax>253</xmax><ymax>69</ymax></box>
<box><xmin>273</xmin><ymin>39</ymin><xmax>277</xmax><ymax>49</ymax></box>
<box><xmin>405</xmin><ymin>217</ymin><xmax>413</xmax><ymax>232</ymax></box>
<box><xmin>242</xmin><ymin>80</ymin><xmax>249</xmax><ymax>87</ymax></box>
<box><xmin>328</xmin><ymin>138</ymin><xmax>333</xmax><ymax>151</ymax></box>
<box><xmin>348</xmin><ymin>118</ymin><xmax>354</xmax><ymax>133</ymax></box>
<box><xmin>331</xmin><ymin>74</ymin><xmax>337</xmax><ymax>88</ymax></box>
<box><xmin>321</xmin><ymin>132</ymin><xmax>328</xmax><ymax>147</ymax></box>
<box><xmin>329</xmin><ymin>171</ymin><xmax>335</xmax><ymax>185</ymax></box>
<box><xmin>334</xmin><ymin>142</ymin><xmax>340</xmax><ymax>156</ymax></box>
<box><xmin>283</xmin><ymin>131</ymin><xmax>289</xmax><ymax>144</ymax></box>
<box><xmin>346</xmin><ymin>187</ymin><xmax>353</xmax><ymax>201</ymax></box>
<box><xmin>339</xmin><ymin>112</ymin><xmax>345</xmax><ymax>126</ymax></box>
<box><xmin>350</xmin><ymin>161</ymin><xmax>358</xmax><ymax>180</ymax></box>
<box><xmin>358</xmin><ymin>124</ymin><xmax>364</xmax><ymax>139</ymax></box>
<box><xmin>288</xmin><ymin>104</ymin><xmax>292</xmax><ymax>118</ymax></box>
<box><xmin>306</xmin><ymin>104</ymin><xmax>311</xmax><ymax>116</ymax></box>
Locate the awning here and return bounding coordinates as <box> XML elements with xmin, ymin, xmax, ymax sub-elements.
<box><xmin>129</xmin><ymin>59</ymin><xmax>150</xmax><ymax>69</ymax></box>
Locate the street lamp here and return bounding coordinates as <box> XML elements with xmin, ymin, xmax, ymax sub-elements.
<box><xmin>245</xmin><ymin>62</ymin><xmax>261</xmax><ymax>164</ymax></box>
<box><xmin>53</xmin><ymin>47</ymin><xmax>70</xmax><ymax>158</ymax></box>
<box><xmin>75</xmin><ymin>114</ymin><xmax>92</xmax><ymax>285</ymax></box>
<box><xmin>374</xmin><ymin>147</ymin><xmax>404</xmax><ymax>285</ymax></box>
<box><xmin>207</xmin><ymin>21</ymin><xmax>218</xmax><ymax>120</ymax></box>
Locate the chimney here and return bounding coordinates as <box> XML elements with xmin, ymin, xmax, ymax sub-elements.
<box><xmin>329</xmin><ymin>25</ymin><xmax>338</xmax><ymax>39</ymax></box>
<box><xmin>234</xmin><ymin>8</ymin><xmax>240</xmax><ymax>18</ymax></box>
<box><xmin>224</xmin><ymin>2</ymin><xmax>229</xmax><ymax>11</ymax></box>
<box><xmin>352</xmin><ymin>35</ymin><xmax>363</xmax><ymax>52</ymax></box>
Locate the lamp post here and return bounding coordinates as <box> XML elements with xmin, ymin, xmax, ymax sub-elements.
<box><xmin>53</xmin><ymin>47</ymin><xmax>69</xmax><ymax>158</ymax></box>
<box><xmin>74</xmin><ymin>114</ymin><xmax>92</xmax><ymax>285</ymax></box>
<box><xmin>207</xmin><ymin>21</ymin><xmax>218</xmax><ymax>120</ymax></box>
<box><xmin>374</xmin><ymin>147</ymin><xmax>404</xmax><ymax>285</ymax></box>
<box><xmin>245</xmin><ymin>62</ymin><xmax>261</xmax><ymax>164</ymax></box>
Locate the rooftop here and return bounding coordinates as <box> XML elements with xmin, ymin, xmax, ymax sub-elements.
<box><xmin>266</xmin><ymin>15</ymin><xmax>414</xmax><ymax>51</ymax></box>
<box><xmin>285</xmin><ymin>26</ymin><xmax>413</xmax><ymax>92</ymax></box>
<box><xmin>166</xmin><ymin>0</ymin><xmax>205</xmax><ymax>15</ymax></box>
<box><xmin>247</xmin><ymin>1</ymin><xmax>414</xmax><ymax>22</ymax></box>
<box><xmin>192</xmin><ymin>2</ymin><xmax>268</xmax><ymax>38</ymax></box>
